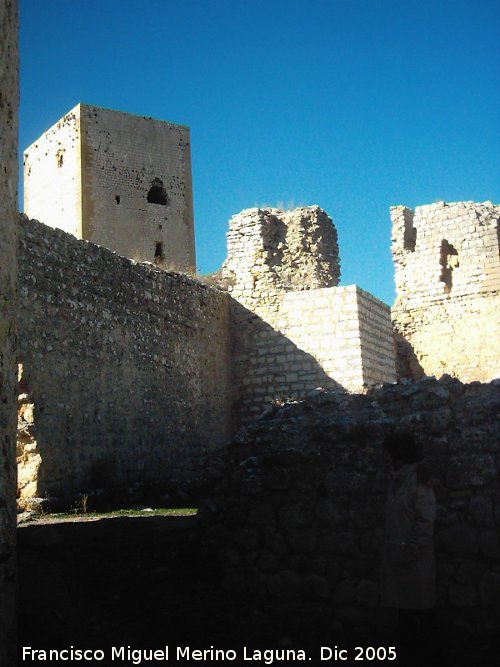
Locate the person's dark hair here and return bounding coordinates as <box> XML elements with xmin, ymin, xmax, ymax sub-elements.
<box><xmin>383</xmin><ymin>431</ymin><xmax>423</xmax><ymax>464</ymax></box>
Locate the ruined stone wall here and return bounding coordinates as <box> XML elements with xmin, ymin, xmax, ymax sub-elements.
<box><xmin>17</xmin><ymin>217</ymin><xmax>231</xmax><ymax>506</ymax></box>
<box><xmin>24</xmin><ymin>103</ymin><xmax>195</xmax><ymax>272</ymax></box>
<box><xmin>223</xmin><ymin>206</ymin><xmax>341</xmax><ymax>296</ymax></box>
<box><xmin>223</xmin><ymin>207</ymin><xmax>396</xmax><ymax>425</ymax></box>
<box><xmin>0</xmin><ymin>0</ymin><xmax>18</xmax><ymax>661</ymax></box>
<box><xmin>392</xmin><ymin>201</ymin><xmax>500</xmax><ymax>381</ymax></box>
<box><xmin>200</xmin><ymin>378</ymin><xmax>500</xmax><ymax>659</ymax></box>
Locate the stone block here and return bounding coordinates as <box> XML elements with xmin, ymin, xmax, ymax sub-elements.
<box><xmin>304</xmin><ymin>574</ymin><xmax>330</xmax><ymax>599</ymax></box>
<box><xmin>479</xmin><ymin>571</ymin><xmax>500</xmax><ymax>606</ymax></box>
<box><xmin>321</xmin><ymin>531</ymin><xmax>359</xmax><ymax>556</ymax></box>
<box><xmin>455</xmin><ymin>561</ymin><xmax>483</xmax><ymax>585</ymax></box>
<box><xmin>357</xmin><ymin>579</ymin><xmax>380</xmax><ymax>606</ymax></box>
<box><xmin>435</xmin><ymin>524</ymin><xmax>478</xmax><ymax>555</ymax></box>
<box><xmin>267</xmin><ymin>570</ymin><xmax>302</xmax><ymax>598</ymax></box>
<box><xmin>285</xmin><ymin>529</ymin><xmax>317</xmax><ymax>554</ymax></box>
<box><xmin>479</xmin><ymin>530</ymin><xmax>500</xmax><ymax>558</ymax></box>
<box><xmin>333</xmin><ymin>581</ymin><xmax>357</xmax><ymax>605</ymax></box>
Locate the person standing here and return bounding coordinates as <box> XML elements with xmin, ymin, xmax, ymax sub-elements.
<box><xmin>381</xmin><ymin>431</ymin><xmax>442</xmax><ymax>666</ymax></box>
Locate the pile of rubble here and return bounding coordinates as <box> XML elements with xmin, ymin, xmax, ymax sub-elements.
<box><xmin>199</xmin><ymin>376</ymin><xmax>500</xmax><ymax>643</ymax></box>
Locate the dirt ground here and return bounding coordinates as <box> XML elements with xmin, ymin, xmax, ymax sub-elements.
<box><xmin>17</xmin><ymin>513</ymin><xmax>331</xmax><ymax>666</ymax></box>
<box><xmin>17</xmin><ymin>513</ymin><xmax>496</xmax><ymax>667</ymax></box>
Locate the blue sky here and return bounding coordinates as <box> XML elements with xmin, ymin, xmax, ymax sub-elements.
<box><xmin>19</xmin><ymin>0</ymin><xmax>499</xmax><ymax>305</ymax></box>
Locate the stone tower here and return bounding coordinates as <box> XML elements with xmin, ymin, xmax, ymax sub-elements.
<box><xmin>23</xmin><ymin>103</ymin><xmax>195</xmax><ymax>272</ymax></box>
<box><xmin>223</xmin><ymin>207</ymin><xmax>396</xmax><ymax>424</ymax></box>
<box><xmin>222</xmin><ymin>205</ymin><xmax>341</xmax><ymax>300</ymax></box>
<box><xmin>391</xmin><ymin>200</ymin><xmax>500</xmax><ymax>381</ymax></box>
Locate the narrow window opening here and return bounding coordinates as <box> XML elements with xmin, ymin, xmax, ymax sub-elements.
<box><xmin>147</xmin><ymin>178</ymin><xmax>169</xmax><ymax>206</ymax></box>
<box><xmin>403</xmin><ymin>209</ymin><xmax>416</xmax><ymax>251</ymax></box>
<box><xmin>440</xmin><ymin>239</ymin><xmax>459</xmax><ymax>293</ymax></box>
<box><xmin>115</xmin><ymin>195</ymin><xmax>121</xmax><ymax>204</ymax></box>
<box><xmin>154</xmin><ymin>242</ymin><xmax>164</xmax><ymax>265</ymax></box>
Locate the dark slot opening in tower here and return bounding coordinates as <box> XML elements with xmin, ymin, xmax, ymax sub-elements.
<box><xmin>154</xmin><ymin>242</ymin><xmax>163</xmax><ymax>265</ymax></box>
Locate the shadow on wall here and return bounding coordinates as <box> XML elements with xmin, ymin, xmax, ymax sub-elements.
<box><xmin>16</xmin><ymin>215</ymin><xmax>232</xmax><ymax>511</ymax></box>
<box><xmin>198</xmin><ymin>377</ymin><xmax>500</xmax><ymax>665</ymax></box>
<box><xmin>393</xmin><ymin>331</ymin><xmax>425</xmax><ymax>381</ymax></box>
<box><xmin>230</xmin><ymin>300</ymin><xmax>347</xmax><ymax>428</ymax></box>
<box><xmin>16</xmin><ymin>340</ymin><xmax>206</xmax><ymax>511</ymax></box>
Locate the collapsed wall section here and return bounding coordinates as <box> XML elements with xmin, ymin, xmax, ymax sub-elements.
<box><xmin>224</xmin><ymin>207</ymin><xmax>396</xmax><ymax>425</ymax></box>
<box><xmin>392</xmin><ymin>201</ymin><xmax>500</xmax><ymax>381</ymax></box>
<box><xmin>223</xmin><ymin>206</ymin><xmax>340</xmax><ymax>299</ymax></box>
<box><xmin>17</xmin><ymin>217</ymin><xmax>231</xmax><ymax>506</ymax></box>
<box><xmin>0</xmin><ymin>0</ymin><xmax>18</xmax><ymax>661</ymax></box>
<box><xmin>200</xmin><ymin>377</ymin><xmax>500</xmax><ymax>651</ymax></box>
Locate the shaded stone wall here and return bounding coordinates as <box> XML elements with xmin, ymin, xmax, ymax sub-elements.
<box><xmin>223</xmin><ymin>207</ymin><xmax>396</xmax><ymax>425</ymax></box>
<box><xmin>200</xmin><ymin>378</ymin><xmax>500</xmax><ymax>659</ymax></box>
<box><xmin>0</xmin><ymin>0</ymin><xmax>18</xmax><ymax>661</ymax></box>
<box><xmin>392</xmin><ymin>201</ymin><xmax>500</xmax><ymax>381</ymax></box>
<box><xmin>17</xmin><ymin>217</ymin><xmax>231</xmax><ymax>507</ymax></box>
<box><xmin>24</xmin><ymin>103</ymin><xmax>195</xmax><ymax>272</ymax></box>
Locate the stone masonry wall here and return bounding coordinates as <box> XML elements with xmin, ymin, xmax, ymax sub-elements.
<box><xmin>223</xmin><ymin>206</ymin><xmax>340</xmax><ymax>295</ymax></box>
<box><xmin>392</xmin><ymin>201</ymin><xmax>500</xmax><ymax>381</ymax></box>
<box><xmin>0</xmin><ymin>0</ymin><xmax>18</xmax><ymax>661</ymax></box>
<box><xmin>17</xmin><ymin>216</ymin><xmax>231</xmax><ymax>507</ymax></box>
<box><xmin>80</xmin><ymin>104</ymin><xmax>195</xmax><ymax>272</ymax></box>
<box><xmin>200</xmin><ymin>378</ymin><xmax>500</xmax><ymax>661</ymax></box>
<box><xmin>223</xmin><ymin>207</ymin><xmax>396</xmax><ymax>425</ymax></box>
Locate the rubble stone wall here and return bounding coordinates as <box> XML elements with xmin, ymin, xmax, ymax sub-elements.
<box><xmin>223</xmin><ymin>206</ymin><xmax>341</xmax><ymax>297</ymax></box>
<box><xmin>200</xmin><ymin>378</ymin><xmax>500</xmax><ymax>654</ymax></box>
<box><xmin>224</xmin><ymin>207</ymin><xmax>396</xmax><ymax>425</ymax></box>
<box><xmin>0</xmin><ymin>0</ymin><xmax>18</xmax><ymax>661</ymax></box>
<box><xmin>17</xmin><ymin>216</ymin><xmax>231</xmax><ymax>506</ymax></box>
<box><xmin>392</xmin><ymin>201</ymin><xmax>500</xmax><ymax>381</ymax></box>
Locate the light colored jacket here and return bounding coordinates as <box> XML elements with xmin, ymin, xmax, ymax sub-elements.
<box><xmin>381</xmin><ymin>462</ymin><xmax>436</xmax><ymax>610</ymax></box>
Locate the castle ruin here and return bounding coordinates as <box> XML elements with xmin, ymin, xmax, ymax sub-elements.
<box><xmin>392</xmin><ymin>200</ymin><xmax>500</xmax><ymax>381</ymax></box>
<box><xmin>223</xmin><ymin>206</ymin><xmax>396</xmax><ymax>424</ymax></box>
<box><xmin>14</xmin><ymin>103</ymin><xmax>500</xmax><ymax>507</ymax></box>
<box><xmin>1</xmin><ymin>7</ymin><xmax>500</xmax><ymax>655</ymax></box>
